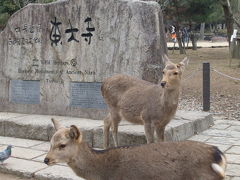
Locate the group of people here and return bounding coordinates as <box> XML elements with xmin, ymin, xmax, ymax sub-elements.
<box><xmin>168</xmin><ymin>25</ymin><xmax>190</xmax><ymax>45</ymax></box>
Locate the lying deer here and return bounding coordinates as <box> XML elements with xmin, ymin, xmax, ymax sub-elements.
<box><xmin>44</xmin><ymin>118</ymin><xmax>226</xmax><ymax>180</ymax></box>
<box><xmin>102</xmin><ymin>55</ymin><xmax>188</xmax><ymax>148</ymax></box>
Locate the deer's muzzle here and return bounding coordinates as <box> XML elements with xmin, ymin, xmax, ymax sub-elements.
<box><xmin>160</xmin><ymin>81</ymin><xmax>166</xmax><ymax>88</ymax></box>
<box><xmin>44</xmin><ymin>157</ymin><xmax>50</xmax><ymax>165</ymax></box>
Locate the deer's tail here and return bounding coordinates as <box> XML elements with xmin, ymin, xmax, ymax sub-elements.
<box><xmin>211</xmin><ymin>146</ymin><xmax>227</xmax><ymax>178</ymax></box>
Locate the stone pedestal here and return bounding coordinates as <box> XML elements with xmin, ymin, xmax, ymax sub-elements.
<box><xmin>0</xmin><ymin>0</ymin><xmax>167</xmax><ymax>119</ymax></box>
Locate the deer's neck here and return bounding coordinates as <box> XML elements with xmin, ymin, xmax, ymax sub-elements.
<box><xmin>161</xmin><ymin>87</ymin><xmax>180</xmax><ymax>107</ymax></box>
<box><xmin>68</xmin><ymin>142</ymin><xmax>118</xmax><ymax>180</ymax></box>
<box><xmin>68</xmin><ymin>142</ymin><xmax>100</xmax><ymax>179</ymax></box>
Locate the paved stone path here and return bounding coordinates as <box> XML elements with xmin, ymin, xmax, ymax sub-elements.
<box><xmin>0</xmin><ymin>117</ymin><xmax>239</xmax><ymax>180</ymax></box>
<box><xmin>189</xmin><ymin>118</ymin><xmax>240</xmax><ymax>180</ymax></box>
<box><xmin>0</xmin><ymin>172</ymin><xmax>34</xmax><ymax>180</ymax></box>
<box><xmin>167</xmin><ymin>41</ymin><xmax>228</xmax><ymax>48</ymax></box>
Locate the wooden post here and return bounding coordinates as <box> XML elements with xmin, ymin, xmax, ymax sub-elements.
<box><xmin>203</xmin><ymin>62</ymin><xmax>210</xmax><ymax>111</ymax></box>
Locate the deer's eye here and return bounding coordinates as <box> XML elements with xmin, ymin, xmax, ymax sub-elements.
<box><xmin>162</xmin><ymin>71</ymin><xmax>165</xmax><ymax>74</ymax></box>
<box><xmin>173</xmin><ymin>72</ymin><xmax>178</xmax><ymax>75</ymax></box>
<box><xmin>59</xmin><ymin>144</ymin><xmax>66</xmax><ymax>149</ymax></box>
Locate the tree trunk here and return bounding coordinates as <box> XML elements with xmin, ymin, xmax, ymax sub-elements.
<box><xmin>221</xmin><ymin>0</ymin><xmax>234</xmax><ymax>43</ymax></box>
<box><xmin>172</xmin><ymin>0</ymin><xmax>185</xmax><ymax>54</ymax></box>
<box><xmin>176</xmin><ymin>26</ymin><xmax>185</xmax><ymax>54</ymax></box>
<box><xmin>188</xmin><ymin>22</ymin><xmax>197</xmax><ymax>50</ymax></box>
<box><xmin>210</xmin><ymin>24</ymin><xmax>213</xmax><ymax>33</ymax></box>
<box><xmin>200</xmin><ymin>23</ymin><xmax>205</xmax><ymax>40</ymax></box>
<box><xmin>190</xmin><ymin>33</ymin><xmax>198</xmax><ymax>50</ymax></box>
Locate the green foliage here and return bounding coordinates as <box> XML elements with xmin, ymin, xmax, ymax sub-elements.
<box><xmin>206</xmin><ymin>3</ymin><xmax>225</xmax><ymax>24</ymax></box>
<box><xmin>164</xmin><ymin>0</ymin><xmax>224</xmax><ymax>24</ymax></box>
<box><xmin>231</xmin><ymin>0</ymin><xmax>240</xmax><ymax>14</ymax></box>
<box><xmin>0</xmin><ymin>0</ymin><xmax>56</xmax><ymax>30</ymax></box>
<box><xmin>0</xmin><ymin>13</ymin><xmax>10</xmax><ymax>29</ymax></box>
<box><xmin>0</xmin><ymin>0</ymin><xmax>19</xmax><ymax>15</ymax></box>
<box><xmin>184</xmin><ymin>0</ymin><xmax>219</xmax><ymax>23</ymax></box>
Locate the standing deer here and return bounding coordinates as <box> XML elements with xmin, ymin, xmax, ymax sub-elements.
<box><xmin>44</xmin><ymin>118</ymin><xmax>227</xmax><ymax>180</ymax></box>
<box><xmin>102</xmin><ymin>55</ymin><xmax>189</xmax><ymax>148</ymax></box>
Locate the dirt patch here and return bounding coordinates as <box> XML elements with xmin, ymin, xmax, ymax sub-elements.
<box><xmin>168</xmin><ymin>47</ymin><xmax>240</xmax><ymax>120</ymax></box>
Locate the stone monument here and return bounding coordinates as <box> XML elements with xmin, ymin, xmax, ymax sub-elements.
<box><xmin>0</xmin><ymin>0</ymin><xmax>167</xmax><ymax>119</ymax></box>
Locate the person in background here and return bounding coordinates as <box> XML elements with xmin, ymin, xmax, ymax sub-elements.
<box><xmin>169</xmin><ymin>25</ymin><xmax>177</xmax><ymax>43</ymax></box>
<box><xmin>182</xmin><ymin>27</ymin><xmax>189</xmax><ymax>45</ymax></box>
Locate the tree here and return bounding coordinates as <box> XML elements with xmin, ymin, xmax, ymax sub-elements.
<box><xmin>0</xmin><ymin>0</ymin><xmax>19</xmax><ymax>29</ymax></box>
<box><xmin>0</xmin><ymin>13</ymin><xmax>10</xmax><ymax>29</ymax></box>
<box><xmin>171</xmin><ymin>0</ymin><xmax>186</xmax><ymax>54</ymax></box>
<box><xmin>230</xmin><ymin>0</ymin><xmax>240</xmax><ymax>29</ymax></box>
<box><xmin>162</xmin><ymin>0</ymin><xmax>224</xmax><ymax>53</ymax></box>
<box><xmin>0</xmin><ymin>0</ymin><xmax>55</xmax><ymax>30</ymax></box>
<box><xmin>220</xmin><ymin>0</ymin><xmax>234</xmax><ymax>42</ymax></box>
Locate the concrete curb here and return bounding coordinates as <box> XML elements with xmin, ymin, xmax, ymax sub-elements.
<box><xmin>0</xmin><ymin>110</ymin><xmax>214</xmax><ymax>180</ymax></box>
<box><xmin>0</xmin><ymin>111</ymin><xmax>214</xmax><ymax>148</ymax></box>
<box><xmin>1</xmin><ymin>116</ymin><xmax>240</xmax><ymax>180</ymax></box>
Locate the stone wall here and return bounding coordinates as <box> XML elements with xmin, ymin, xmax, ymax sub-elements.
<box><xmin>0</xmin><ymin>0</ymin><xmax>167</xmax><ymax>119</ymax></box>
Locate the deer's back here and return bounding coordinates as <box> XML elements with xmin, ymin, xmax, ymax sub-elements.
<box><xmin>101</xmin><ymin>74</ymin><xmax>153</xmax><ymax>107</ymax></box>
<box><xmin>102</xmin><ymin>74</ymin><xmax>172</xmax><ymax>124</ymax></box>
<box><xmin>104</xmin><ymin>141</ymin><xmax>224</xmax><ymax>180</ymax></box>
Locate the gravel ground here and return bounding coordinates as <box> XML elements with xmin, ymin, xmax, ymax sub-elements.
<box><xmin>169</xmin><ymin>47</ymin><xmax>240</xmax><ymax>121</ymax></box>
<box><xmin>178</xmin><ymin>95</ymin><xmax>240</xmax><ymax>120</ymax></box>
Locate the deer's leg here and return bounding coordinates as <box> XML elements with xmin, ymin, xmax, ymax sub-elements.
<box><xmin>111</xmin><ymin>113</ymin><xmax>121</xmax><ymax>147</ymax></box>
<box><xmin>144</xmin><ymin>121</ymin><xmax>154</xmax><ymax>143</ymax></box>
<box><xmin>155</xmin><ymin>125</ymin><xmax>165</xmax><ymax>142</ymax></box>
<box><xmin>112</xmin><ymin>122</ymin><xmax>119</xmax><ymax>147</ymax></box>
<box><xmin>103</xmin><ymin>113</ymin><xmax>111</xmax><ymax>149</ymax></box>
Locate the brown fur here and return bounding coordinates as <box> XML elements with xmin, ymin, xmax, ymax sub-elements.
<box><xmin>102</xmin><ymin>55</ymin><xmax>189</xmax><ymax>148</ymax></box>
<box><xmin>44</xmin><ymin>119</ymin><xmax>226</xmax><ymax>180</ymax></box>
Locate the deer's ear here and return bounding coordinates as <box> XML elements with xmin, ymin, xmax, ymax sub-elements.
<box><xmin>51</xmin><ymin>118</ymin><xmax>63</xmax><ymax>131</ymax></box>
<box><xmin>69</xmin><ymin>125</ymin><xmax>80</xmax><ymax>140</ymax></box>
<box><xmin>162</xmin><ymin>54</ymin><xmax>171</xmax><ymax>65</ymax></box>
<box><xmin>177</xmin><ymin>57</ymin><xmax>189</xmax><ymax>70</ymax></box>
